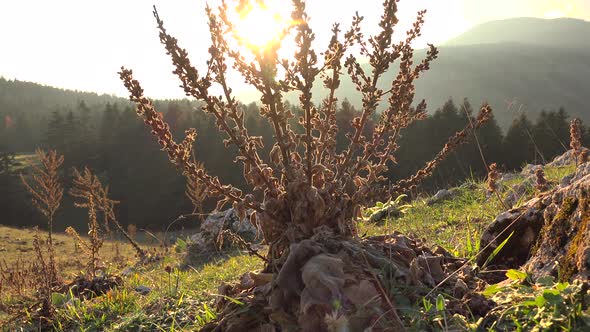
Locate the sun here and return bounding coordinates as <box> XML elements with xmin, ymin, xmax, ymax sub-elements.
<box><xmin>543</xmin><ymin>3</ymin><xmax>575</xmax><ymax>19</ymax></box>
<box><xmin>232</xmin><ymin>0</ymin><xmax>293</xmax><ymax>51</ymax></box>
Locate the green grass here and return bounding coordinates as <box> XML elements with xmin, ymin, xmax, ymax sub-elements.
<box><xmin>358</xmin><ymin>164</ymin><xmax>576</xmax><ymax>256</ymax></box>
<box><xmin>0</xmin><ymin>163</ymin><xmax>583</xmax><ymax>331</ymax></box>
<box><xmin>11</xmin><ymin>153</ymin><xmax>38</xmax><ymax>172</ymax></box>
<box><xmin>359</xmin><ymin>182</ymin><xmax>502</xmax><ymax>256</ymax></box>
<box><xmin>50</xmin><ymin>255</ymin><xmax>262</xmax><ymax>331</ymax></box>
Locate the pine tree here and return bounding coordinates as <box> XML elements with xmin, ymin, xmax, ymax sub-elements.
<box><xmin>533</xmin><ymin>108</ymin><xmax>570</xmax><ymax>162</ymax></box>
<box><xmin>45</xmin><ymin>110</ymin><xmax>66</xmax><ymax>152</ymax></box>
<box><xmin>503</xmin><ymin>113</ymin><xmax>536</xmax><ymax>169</ymax></box>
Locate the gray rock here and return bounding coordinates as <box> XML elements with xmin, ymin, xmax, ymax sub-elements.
<box><xmin>135</xmin><ymin>285</ymin><xmax>151</xmax><ymax>295</ymax></box>
<box><xmin>479</xmin><ymin>161</ymin><xmax>590</xmax><ymax>280</ymax></box>
<box><xmin>503</xmin><ymin>180</ymin><xmax>533</xmax><ymax>208</ymax></box>
<box><xmin>187</xmin><ymin>208</ymin><xmax>259</xmax><ymax>256</ymax></box>
<box><xmin>560</xmin><ymin>174</ymin><xmax>574</xmax><ymax>187</ymax></box>
<box><xmin>426</xmin><ymin>188</ymin><xmax>459</xmax><ymax>206</ymax></box>
<box><xmin>547</xmin><ymin>148</ymin><xmax>589</xmax><ymax>167</ymax></box>
<box><xmin>121</xmin><ymin>267</ymin><xmax>134</xmax><ymax>277</ymax></box>
<box><xmin>499</xmin><ymin>173</ymin><xmax>520</xmax><ymax>183</ymax></box>
<box><xmin>521</xmin><ymin>164</ymin><xmax>541</xmax><ymax>176</ymax></box>
<box><xmin>460</xmin><ymin>182</ymin><xmax>479</xmax><ymax>190</ymax></box>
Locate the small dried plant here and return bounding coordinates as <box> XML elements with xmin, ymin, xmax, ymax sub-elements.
<box><xmin>127</xmin><ymin>224</ymin><xmax>138</xmax><ymax>240</ymax></box>
<box><xmin>0</xmin><ymin>257</ymin><xmax>43</xmax><ymax>298</ymax></box>
<box><xmin>186</xmin><ymin>161</ymin><xmax>208</xmax><ymax>222</ymax></box>
<box><xmin>70</xmin><ymin>168</ymin><xmax>146</xmax><ymax>260</ymax></box>
<box><xmin>66</xmin><ymin>198</ymin><xmax>102</xmax><ymax>277</ymax></box>
<box><xmin>580</xmin><ymin>149</ymin><xmax>589</xmax><ymax>164</ymax></box>
<box><xmin>486</xmin><ymin>162</ymin><xmax>509</xmax><ymax>210</ymax></box>
<box><xmin>570</xmin><ymin>118</ymin><xmax>583</xmax><ymax>165</ymax></box>
<box><xmin>534</xmin><ymin>167</ymin><xmax>548</xmax><ymax>192</ymax></box>
<box><xmin>20</xmin><ymin>150</ymin><xmax>63</xmax><ymax>294</ymax></box>
<box><xmin>32</xmin><ymin>227</ymin><xmax>59</xmax><ymax>318</ymax></box>
<box><xmin>119</xmin><ymin>0</ymin><xmax>492</xmax><ymax>264</ymax></box>
<box><xmin>486</xmin><ymin>163</ymin><xmax>500</xmax><ymax>194</ymax></box>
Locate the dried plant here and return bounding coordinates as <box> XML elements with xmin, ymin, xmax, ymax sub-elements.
<box><xmin>186</xmin><ymin>161</ymin><xmax>208</xmax><ymax>221</ymax></box>
<box><xmin>534</xmin><ymin>167</ymin><xmax>548</xmax><ymax>192</ymax></box>
<box><xmin>127</xmin><ymin>224</ymin><xmax>138</xmax><ymax>241</ymax></box>
<box><xmin>485</xmin><ymin>162</ymin><xmax>509</xmax><ymax>210</ymax></box>
<box><xmin>570</xmin><ymin>118</ymin><xmax>583</xmax><ymax>165</ymax></box>
<box><xmin>32</xmin><ymin>227</ymin><xmax>59</xmax><ymax>318</ymax></box>
<box><xmin>69</xmin><ymin>167</ymin><xmax>146</xmax><ymax>259</ymax></box>
<box><xmin>0</xmin><ymin>257</ymin><xmax>44</xmax><ymax>298</ymax></box>
<box><xmin>20</xmin><ymin>150</ymin><xmax>63</xmax><ymax>295</ymax></box>
<box><xmin>486</xmin><ymin>163</ymin><xmax>500</xmax><ymax>194</ymax></box>
<box><xmin>580</xmin><ymin>149</ymin><xmax>589</xmax><ymax>164</ymax></box>
<box><xmin>66</xmin><ymin>197</ymin><xmax>103</xmax><ymax>277</ymax></box>
<box><xmin>119</xmin><ymin>0</ymin><xmax>492</xmax><ymax>263</ymax></box>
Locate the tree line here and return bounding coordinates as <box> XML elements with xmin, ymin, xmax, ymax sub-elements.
<box><xmin>1</xmin><ymin>97</ymin><xmax>589</xmax><ymax>230</ymax></box>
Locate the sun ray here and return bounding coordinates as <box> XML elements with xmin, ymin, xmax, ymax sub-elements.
<box><xmin>231</xmin><ymin>0</ymin><xmax>295</xmax><ymax>52</ymax></box>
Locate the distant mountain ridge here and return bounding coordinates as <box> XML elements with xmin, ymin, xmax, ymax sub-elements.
<box><xmin>445</xmin><ymin>17</ymin><xmax>590</xmax><ymax>48</ymax></box>
<box><xmin>300</xmin><ymin>17</ymin><xmax>590</xmax><ymax>129</ymax></box>
<box><xmin>2</xmin><ymin>17</ymin><xmax>590</xmax><ymax>132</ymax></box>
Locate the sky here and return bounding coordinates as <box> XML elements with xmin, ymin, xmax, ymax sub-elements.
<box><xmin>0</xmin><ymin>0</ymin><xmax>589</xmax><ymax>101</ymax></box>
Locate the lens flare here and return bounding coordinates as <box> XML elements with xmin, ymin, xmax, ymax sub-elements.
<box><xmin>233</xmin><ymin>0</ymin><xmax>294</xmax><ymax>50</ymax></box>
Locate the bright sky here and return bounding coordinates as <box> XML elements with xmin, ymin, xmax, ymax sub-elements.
<box><xmin>0</xmin><ymin>0</ymin><xmax>588</xmax><ymax>101</ymax></box>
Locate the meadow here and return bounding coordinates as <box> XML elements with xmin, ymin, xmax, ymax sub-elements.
<box><xmin>2</xmin><ymin>161</ymin><xmax>585</xmax><ymax>331</ymax></box>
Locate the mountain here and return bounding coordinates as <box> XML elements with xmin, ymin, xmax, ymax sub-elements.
<box><xmin>413</xmin><ymin>43</ymin><xmax>590</xmax><ymax>128</ymax></box>
<box><xmin>300</xmin><ymin>17</ymin><xmax>590</xmax><ymax>129</ymax></box>
<box><xmin>445</xmin><ymin>17</ymin><xmax>590</xmax><ymax>48</ymax></box>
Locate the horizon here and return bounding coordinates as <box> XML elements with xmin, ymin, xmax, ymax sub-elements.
<box><xmin>1</xmin><ymin>0</ymin><xmax>589</xmax><ymax>101</ymax></box>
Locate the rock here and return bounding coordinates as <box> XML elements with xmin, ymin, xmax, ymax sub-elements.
<box><xmin>121</xmin><ymin>267</ymin><xmax>134</xmax><ymax>277</ymax></box>
<box><xmin>521</xmin><ymin>164</ymin><xmax>541</xmax><ymax>177</ymax></box>
<box><xmin>427</xmin><ymin>188</ymin><xmax>459</xmax><ymax>206</ymax></box>
<box><xmin>453</xmin><ymin>278</ymin><xmax>469</xmax><ymax>298</ymax></box>
<box><xmin>502</xmin><ymin>180</ymin><xmax>533</xmax><ymax>208</ymax></box>
<box><xmin>560</xmin><ymin>174</ymin><xmax>574</xmax><ymax>187</ymax></box>
<box><xmin>547</xmin><ymin>148</ymin><xmax>590</xmax><ymax>167</ymax></box>
<box><xmin>477</xmin><ymin>199</ymin><xmax>545</xmax><ymax>268</ymax></box>
<box><xmin>460</xmin><ymin>182</ymin><xmax>479</xmax><ymax>190</ymax></box>
<box><xmin>478</xmin><ymin>161</ymin><xmax>590</xmax><ymax>281</ymax></box>
<box><xmin>135</xmin><ymin>285</ymin><xmax>151</xmax><ymax>295</ymax></box>
<box><xmin>499</xmin><ymin>173</ymin><xmax>520</xmax><ymax>183</ymax></box>
<box><xmin>185</xmin><ymin>208</ymin><xmax>260</xmax><ymax>262</ymax></box>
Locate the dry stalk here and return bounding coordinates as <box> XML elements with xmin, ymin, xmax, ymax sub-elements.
<box><xmin>534</xmin><ymin>167</ymin><xmax>548</xmax><ymax>192</ymax></box>
<box><xmin>20</xmin><ymin>150</ymin><xmax>64</xmax><ymax>297</ymax></box>
<box><xmin>570</xmin><ymin>118</ymin><xmax>583</xmax><ymax>166</ymax></box>
<box><xmin>70</xmin><ymin>167</ymin><xmax>146</xmax><ymax>259</ymax></box>
<box><xmin>186</xmin><ymin>162</ymin><xmax>208</xmax><ymax>222</ymax></box>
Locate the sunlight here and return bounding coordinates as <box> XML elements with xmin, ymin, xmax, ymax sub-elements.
<box><xmin>543</xmin><ymin>3</ymin><xmax>574</xmax><ymax>18</ymax></box>
<box><xmin>233</xmin><ymin>0</ymin><xmax>293</xmax><ymax>51</ymax></box>
<box><xmin>544</xmin><ymin>9</ymin><xmax>566</xmax><ymax>18</ymax></box>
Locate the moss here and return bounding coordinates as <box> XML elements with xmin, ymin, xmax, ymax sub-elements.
<box><xmin>531</xmin><ymin>197</ymin><xmax>578</xmax><ymax>257</ymax></box>
<box><xmin>559</xmin><ymin>197</ymin><xmax>589</xmax><ymax>281</ymax></box>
